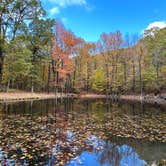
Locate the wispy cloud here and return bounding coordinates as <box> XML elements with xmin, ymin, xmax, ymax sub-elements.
<box><xmin>42</xmin><ymin>0</ymin><xmax>92</xmax><ymax>20</ymax></box>
<box><xmin>48</xmin><ymin>0</ymin><xmax>87</xmax><ymax>7</ymax></box>
<box><xmin>50</xmin><ymin>7</ymin><xmax>60</xmax><ymax>15</ymax></box>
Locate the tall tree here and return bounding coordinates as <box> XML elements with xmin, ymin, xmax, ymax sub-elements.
<box><xmin>144</xmin><ymin>27</ymin><xmax>166</xmax><ymax>92</ymax></box>
<box><xmin>0</xmin><ymin>0</ymin><xmax>45</xmax><ymax>83</ymax></box>
<box><xmin>2</xmin><ymin>38</ymin><xmax>32</xmax><ymax>92</ymax></box>
<box><xmin>97</xmin><ymin>31</ymin><xmax>122</xmax><ymax>94</ymax></box>
<box><xmin>135</xmin><ymin>42</ymin><xmax>146</xmax><ymax>96</ymax></box>
<box><xmin>28</xmin><ymin>17</ymin><xmax>55</xmax><ymax>92</ymax></box>
<box><xmin>52</xmin><ymin>21</ymin><xmax>83</xmax><ymax>94</ymax></box>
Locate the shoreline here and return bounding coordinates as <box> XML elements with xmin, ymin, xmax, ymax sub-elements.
<box><xmin>0</xmin><ymin>92</ymin><xmax>60</xmax><ymax>103</ymax></box>
<box><xmin>0</xmin><ymin>92</ymin><xmax>165</xmax><ymax>143</ymax></box>
<box><xmin>0</xmin><ymin>92</ymin><xmax>166</xmax><ymax>105</ymax></box>
<box><xmin>120</xmin><ymin>94</ymin><xmax>166</xmax><ymax>105</ymax></box>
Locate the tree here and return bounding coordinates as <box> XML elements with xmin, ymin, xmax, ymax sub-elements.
<box><xmin>72</xmin><ymin>42</ymin><xmax>95</xmax><ymax>92</ymax></box>
<box><xmin>97</xmin><ymin>31</ymin><xmax>122</xmax><ymax>94</ymax></box>
<box><xmin>2</xmin><ymin>38</ymin><xmax>32</xmax><ymax>92</ymax></box>
<box><xmin>142</xmin><ymin>66</ymin><xmax>156</xmax><ymax>92</ymax></box>
<box><xmin>91</xmin><ymin>69</ymin><xmax>106</xmax><ymax>93</ymax></box>
<box><xmin>135</xmin><ymin>41</ymin><xmax>145</xmax><ymax>96</ymax></box>
<box><xmin>0</xmin><ymin>0</ymin><xmax>45</xmax><ymax>83</ymax></box>
<box><xmin>28</xmin><ymin>17</ymin><xmax>55</xmax><ymax>92</ymax></box>
<box><xmin>52</xmin><ymin>21</ymin><xmax>83</xmax><ymax>94</ymax></box>
<box><xmin>144</xmin><ymin>27</ymin><xmax>166</xmax><ymax>92</ymax></box>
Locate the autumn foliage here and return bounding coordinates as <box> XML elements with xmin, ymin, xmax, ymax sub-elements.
<box><xmin>52</xmin><ymin>21</ymin><xmax>83</xmax><ymax>91</ymax></box>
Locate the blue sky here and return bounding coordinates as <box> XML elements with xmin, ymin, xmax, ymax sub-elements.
<box><xmin>41</xmin><ymin>0</ymin><xmax>166</xmax><ymax>42</ymax></box>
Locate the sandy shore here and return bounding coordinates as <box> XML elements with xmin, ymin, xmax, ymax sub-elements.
<box><xmin>79</xmin><ymin>94</ymin><xmax>106</xmax><ymax>98</ymax></box>
<box><xmin>0</xmin><ymin>92</ymin><xmax>166</xmax><ymax>105</ymax></box>
<box><xmin>0</xmin><ymin>92</ymin><xmax>60</xmax><ymax>103</ymax></box>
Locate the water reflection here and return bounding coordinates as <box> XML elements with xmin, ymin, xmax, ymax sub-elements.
<box><xmin>67</xmin><ymin>136</ymin><xmax>146</xmax><ymax>166</ymax></box>
<box><xmin>0</xmin><ymin>99</ymin><xmax>166</xmax><ymax>166</ymax></box>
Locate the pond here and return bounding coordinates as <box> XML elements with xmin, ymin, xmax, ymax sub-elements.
<box><xmin>0</xmin><ymin>99</ymin><xmax>166</xmax><ymax>166</ymax></box>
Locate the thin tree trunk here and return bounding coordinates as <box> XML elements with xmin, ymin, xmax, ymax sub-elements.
<box><xmin>123</xmin><ymin>61</ymin><xmax>127</xmax><ymax>87</ymax></box>
<box><xmin>138</xmin><ymin>56</ymin><xmax>143</xmax><ymax>97</ymax></box>
<box><xmin>6</xmin><ymin>79</ymin><xmax>10</xmax><ymax>92</ymax></box>
<box><xmin>86</xmin><ymin>62</ymin><xmax>90</xmax><ymax>93</ymax></box>
<box><xmin>31</xmin><ymin>83</ymin><xmax>34</xmax><ymax>93</ymax></box>
<box><xmin>0</xmin><ymin>48</ymin><xmax>3</xmax><ymax>84</ymax></box>
<box><xmin>72</xmin><ymin>58</ymin><xmax>77</xmax><ymax>90</ymax></box>
<box><xmin>156</xmin><ymin>65</ymin><xmax>160</xmax><ymax>88</ymax></box>
<box><xmin>0</xmin><ymin>17</ymin><xmax>3</xmax><ymax>83</ymax></box>
<box><xmin>132</xmin><ymin>60</ymin><xmax>135</xmax><ymax>93</ymax></box>
<box><xmin>47</xmin><ymin>62</ymin><xmax>51</xmax><ymax>93</ymax></box>
<box><xmin>106</xmin><ymin>63</ymin><xmax>109</xmax><ymax>96</ymax></box>
<box><xmin>52</xmin><ymin>59</ymin><xmax>59</xmax><ymax>95</ymax></box>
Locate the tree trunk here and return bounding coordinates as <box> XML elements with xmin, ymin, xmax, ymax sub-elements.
<box><xmin>72</xmin><ymin>58</ymin><xmax>77</xmax><ymax>90</ymax></box>
<box><xmin>47</xmin><ymin>62</ymin><xmax>51</xmax><ymax>93</ymax></box>
<box><xmin>123</xmin><ymin>61</ymin><xmax>127</xmax><ymax>87</ymax></box>
<box><xmin>6</xmin><ymin>80</ymin><xmax>10</xmax><ymax>92</ymax></box>
<box><xmin>156</xmin><ymin>64</ymin><xmax>160</xmax><ymax>88</ymax></box>
<box><xmin>0</xmin><ymin>48</ymin><xmax>3</xmax><ymax>84</ymax></box>
<box><xmin>86</xmin><ymin>62</ymin><xmax>90</xmax><ymax>93</ymax></box>
<box><xmin>138</xmin><ymin>56</ymin><xmax>143</xmax><ymax>97</ymax></box>
<box><xmin>132</xmin><ymin>60</ymin><xmax>135</xmax><ymax>93</ymax></box>
<box><xmin>106</xmin><ymin>63</ymin><xmax>109</xmax><ymax>96</ymax></box>
<box><xmin>31</xmin><ymin>83</ymin><xmax>34</xmax><ymax>93</ymax></box>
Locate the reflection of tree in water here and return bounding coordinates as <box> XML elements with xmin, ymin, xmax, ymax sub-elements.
<box><xmin>98</xmin><ymin>136</ymin><xmax>166</xmax><ymax>166</ymax></box>
<box><xmin>0</xmin><ymin>99</ymin><xmax>72</xmax><ymax>165</ymax></box>
<box><xmin>86</xmin><ymin>136</ymin><xmax>135</xmax><ymax>166</ymax></box>
<box><xmin>98</xmin><ymin>141</ymin><xmax>122</xmax><ymax>166</ymax></box>
<box><xmin>0</xmin><ymin>99</ymin><xmax>166</xmax><ymax>166</ymax></box>
<box><xmin>47</xmin><ymin>98</ymin><xmax>74</xmax><ymax>165</ymax></box>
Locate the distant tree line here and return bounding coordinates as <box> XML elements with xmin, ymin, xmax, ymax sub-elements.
<box><xmin>0</xmin><ymin>0</ymin><xmax>166</xmax><ymax>94</ymax></box>
<box><xmin>52</xmin><ymin>24</ymin><xmax>166</xmax><ymax>95</ymax></box>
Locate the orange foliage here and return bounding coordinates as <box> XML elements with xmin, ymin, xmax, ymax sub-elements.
<box><xmin>52</xmin><ymin>21</ymin><xmax>83</xmax><ymax>85</ymax></box>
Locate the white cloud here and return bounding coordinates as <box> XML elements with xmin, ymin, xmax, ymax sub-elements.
<box><xmin>48</xmin><ymin>0</ymin><xmax>87</xmax><ymax>7</ymax></box>
<box><xmin>50</xmin><ymin>7</ymin><xmax>60</xmax><ymax>15</ymax></box>
<box><xmin>142</xmin><ymin>21</ymin><xmax>166</xmax><ymax>35</ymax></box>
<box><xmin>145</xmin><ymin>21</ymin><xmax>166</xmax><ymax>31</ymax></box>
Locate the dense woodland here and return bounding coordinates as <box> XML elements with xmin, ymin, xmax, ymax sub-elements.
<box><xmin>0</xmin><ymin>0</ymin><xmax>166</xmax><ymax>95</ymax></box>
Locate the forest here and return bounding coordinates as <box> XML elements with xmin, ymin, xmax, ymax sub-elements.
<box><xmin>0</xmin><ymin>1</ymin><xmax>166</xmax><ymax>165</ymax></box>
<box><xmin>0</xmin><ymin>0</ymin><xmax>166</xmax><ymax>95</ymax></box>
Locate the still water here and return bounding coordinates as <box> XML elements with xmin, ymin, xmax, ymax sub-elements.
<box><xmin>0</xmin><ymin>99</ymin><xmax>166</xmax><ymax>166</ymax></box>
